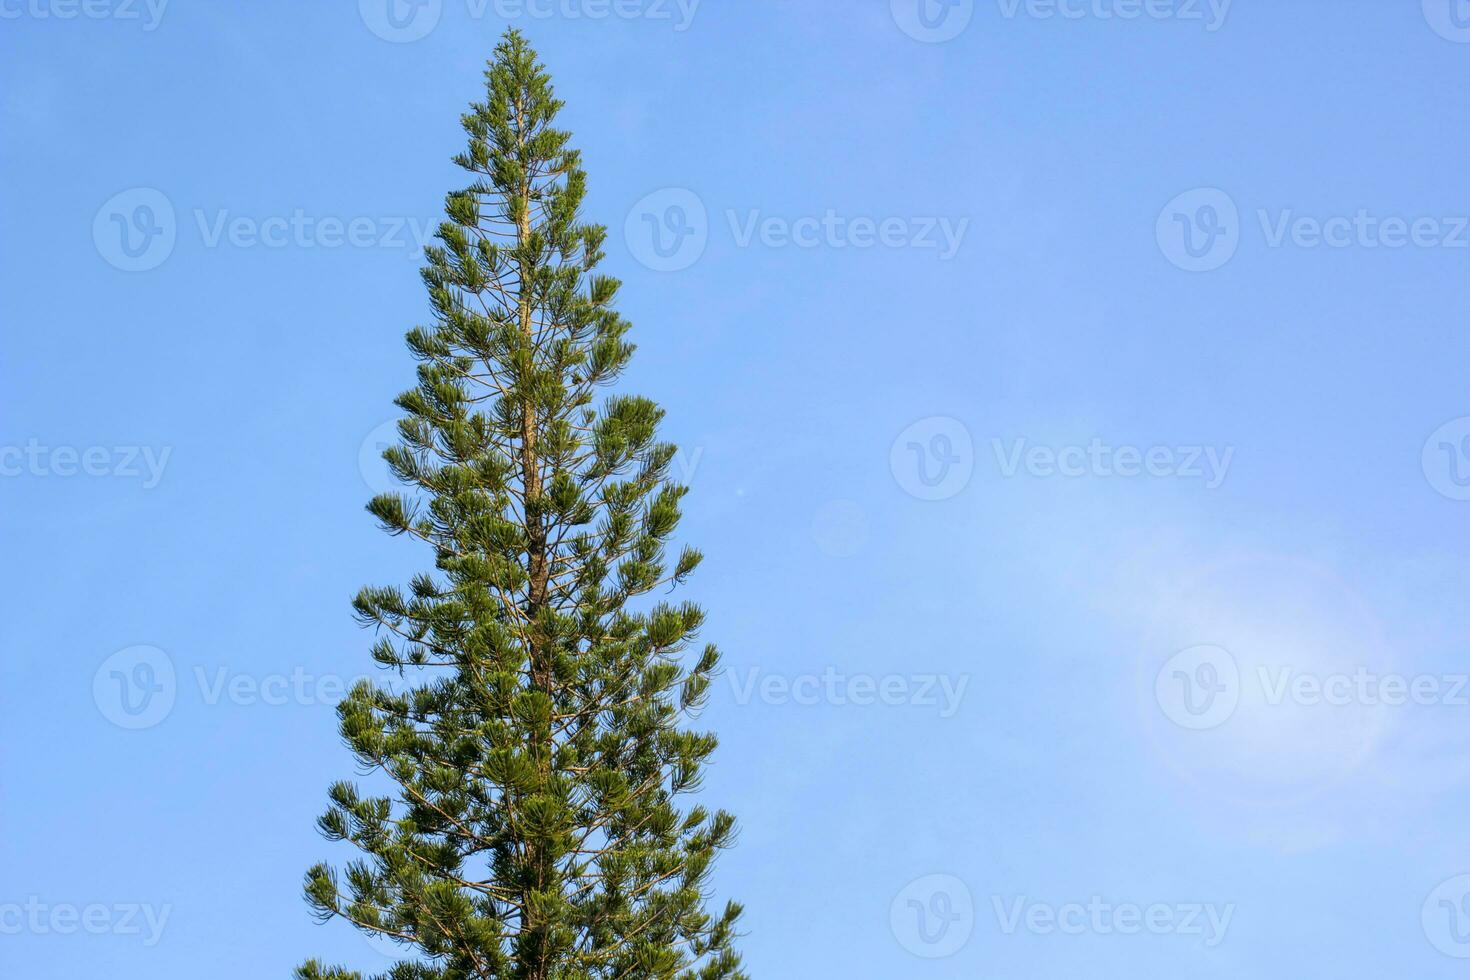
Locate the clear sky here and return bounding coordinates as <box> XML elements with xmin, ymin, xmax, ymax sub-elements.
<box><xmin>7</xmin><ymin>1</ymin><xmax>1470</xmax><ymax>976</ymax></box>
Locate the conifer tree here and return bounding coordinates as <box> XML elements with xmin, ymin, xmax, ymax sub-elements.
<box><xmin>298</xmin><ymin>31</ymin><xmax>745</xmax><ymax>980</ymax></box>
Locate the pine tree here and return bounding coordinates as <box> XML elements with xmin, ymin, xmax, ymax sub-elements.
<box><xmin>298</xmin><ymin>31</ymin><xmax>745</xmax><ymax>980</ymax></box>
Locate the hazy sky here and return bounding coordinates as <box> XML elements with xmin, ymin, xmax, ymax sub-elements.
<box><xmin>7</xmin><ymin>1</ymin><xmax>1470</xmax><ymax>976</ymax></box>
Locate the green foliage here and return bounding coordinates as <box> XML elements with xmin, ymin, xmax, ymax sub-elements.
<box><xmin>300</xmin><ymin>30</ymin><xmax>744</xmax><ymax>980</ymax></box>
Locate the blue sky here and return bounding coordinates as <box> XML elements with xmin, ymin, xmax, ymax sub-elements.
<box><xmin>7</xmin><ymin>0</ymin><xmax>1470</xmax><ymax>976</ymax></box>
